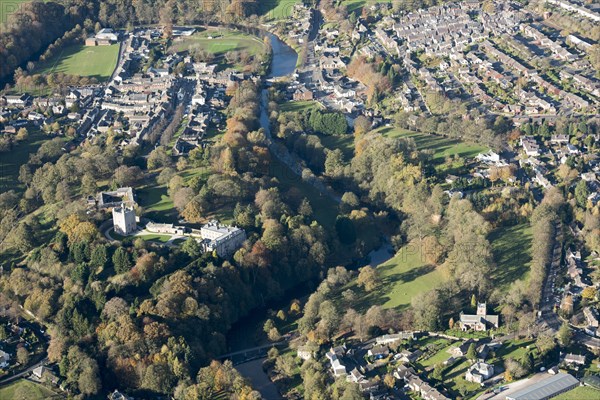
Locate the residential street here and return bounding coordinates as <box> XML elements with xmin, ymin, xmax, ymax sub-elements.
<box><xmin>0</xmin><ymin>358</ymin><xmax>48</xmax><ymax>386</ymax></box>
<box><xmin>538</xmin><ymin>223</ymin><xmax>563</xmax><ymax>332</ymax></box>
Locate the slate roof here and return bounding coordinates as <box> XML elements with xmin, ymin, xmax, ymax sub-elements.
<box><xmin>506</xmin><ymin>373</ymin><xmax>579</xmax><ymax>400</ymax></box>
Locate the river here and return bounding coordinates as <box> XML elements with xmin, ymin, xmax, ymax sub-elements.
<box><xmin>231</xmin><ymin>32</ymin><xmax>297</xmax><ymax>400</ymax></box>
<box><xmin>232</xmin><ymin>32</ymin><xmax>393</xmax><ymax>400</ymax></box>
<box><xmin>230</xmin><ymin>29</ymin><xmax>316</xmax><ymax>351</ymax></box>
<box><xmin>265</xmin><ymin>32</ymin><xmax>298</xmax><ymax>78</ymax></box>
<box><xmin>259</xmin><ymin>31</ymin><xmax>340</xmax><ymax>203</ymax></box>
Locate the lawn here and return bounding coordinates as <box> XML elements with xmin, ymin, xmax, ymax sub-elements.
<box><xmin>137</xmin><ymin>183</ymin><xmax>178</xmax><ymax>224</ymax></box>
<box><xmin>489</xmin><ymin>223</ymin><xmax>532</xmax><ymax>290</ymax></box>
<box><xmin>259</xmin><ymin>0</ymin><xmax>302</xmax><ymax>20</ymax></box>
<box><xmin>279</xmin><ymin>100</ymin><xmax>323</xmax><ymax>113</ymax></box>
<box><xmin>341</xmin><ymin>0</ymin><xmax>392</xmax><ymax>13</ymax></box>
<box><xmin>180</xmin><ymin>166</ymin><xmax>211</xmax><ymax>184</ymax></box>
<box><xmin>35</xmin><ymin>44</ymin><xmax>119</xmax><ymax>81</ymax></box>
<box><xmin>112</xmin><ymin>229</ymin><xmax>176</xmax><ymax>244</ymax></box>
<box><xmin>554</xmin><ymin>386</ymin><xmax>600</xmax><ymax>400</ymax></box>
<box><xmin>419</xmin><ymin>343</ymin><xmax>456</xmax><ymax>367</ymax></box>
<box><xmin>320</xmin><ymin>134</ymin><xmax>354</xmax><ymax>160</ymax></box>
<box><xmin>442</xmin><ymin>359</ymin><xmax>482</xmax><ymax>397</ymax></box>
<box><xmin>0</xmin><ymin>0</ymin><xmax>28</xmax><ymax>25</ymax></box>
<box><xmin>169</xmin><ymin>29</ymin><xmax>266</xmax><ymax>59</ymax></box>
<box><xmin>138</xmin><ymin>234</ymin><xmax>173</xmax><ymax>243</ymax></box>
<box><xmin>377</xmin><ymin>127</ymin><xmax>488</xmax><ymax>162</ymax></box>
<box><xmin>495</xmin><ymin>339</ymin><xmax>535</xmax><ymax>361</ymax></box>
<box><xmin>343</xmin><ymin>241</ymin><xmax>447</xmax><ymax>311</ymax></box>
<box><xmin>138</xmin><ymin>167</ymin><xmax>213</xmax><ymax>225</ymax></box>
<box><xmin>0</xmin><ymin>129</ymin><xmax>48</xmax><ymax>192</ymax></box>
<box><xmin>0</xmin><ymin>379</ymin><xmax>61</xmax><ymax>400</ymax></box>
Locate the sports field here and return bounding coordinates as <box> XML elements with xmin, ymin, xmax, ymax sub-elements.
<box><xmin>259</xmin><ymin>0</ymin><xmax>302</xmax><ymax>20</ymax></box>
<box><xmin>35</xmin><ymin>44</ymin><xmax>119</xmax><ymax>81</ymax></box>
<box><xmin>169</xmin><ymin>30</ymin><xmax>266</xmax><ymax>58</ymax></box>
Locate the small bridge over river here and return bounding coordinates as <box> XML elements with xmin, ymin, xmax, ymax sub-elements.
<box><xmin>217</xmin><ymin>342</ymin><xmax>289</xmax><ymax>365</ymax></box>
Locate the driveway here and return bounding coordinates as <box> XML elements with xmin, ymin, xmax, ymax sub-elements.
<box><xmin>0</xmin><ymin>358</ymin><xmax>48</xmax><ymax>386</ymax></box>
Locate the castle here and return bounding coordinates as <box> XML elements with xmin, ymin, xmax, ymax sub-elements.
<box><xmin>112</xmin><ymin>206</ymin><xmax>137</xmax><ymax>235</ymax></box>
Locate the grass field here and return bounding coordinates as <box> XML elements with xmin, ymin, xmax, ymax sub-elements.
<box><xmin>442</xmin><ymin>358</ymin><xmax>482</xmax><ymax>397</ymax></box>
<box><xmin>180</xmin><ymin>166</ymin><xmax>211</xmax><ymax>184</ymax></box>
<box><xmin>495</xmin><ymin>339</ymin><xmax>535</xmax><ymax>361</ymax></box>
<box><xmin>169</xmin><ymin>29</ymin><xmax>266</xmax><ymax>59</ymax></box>
<box><xmin>554</xmin><ymin>386</ymin><xmax>600</xmax><ymax>400</ymax></box>
<box><xmin>342</xmin><ymin>242</ymin><xmax>447</xmax><ymax>311</ymax></box>
<box><xmin>279</xmin><ymin>100</ymin><xmax>323</xmax><ymax>113</ymax></box>
<box><xmin>0</xmin><ymin>0</ymin><xmax>28</xmax><ymax>25</ymax></box>
<box><xmin>0</xmin><ymin>129</ymin><xmax>47</xmax><ymax>192</ymax></box>
<box><xmin>419</xmin><ymin>342</ymin><xmax>455</xmax><ymax>367</ymax></box>
<box><xmin>137</xmin><ymin>183</ymin><xmax>178</xmax><ymax>224</ymax></box>
<box><xmin>489</xmin><ymin>223</ymin><xmax>532</xmax><ymax>290</ymax></box>
<box><xmin>259</xmin><ymin>0</ymin><xmax>302</xmax><ymax>20</ymax></box>
<box><xmin>138</xmin><ymin>167</ymin><xmax>212</xmax><ymax>224</ymax></box>
<box><xmin>0</xmin><ymin>379</ymin><xmax>60</xmax><ymax>400</ymax></box>
<box><xmin>377</xmin><ymin>127</ymin><xmax>488</xmax><ymax>162</ymax></box>
<box><xmin>138</xmin><ymin>234</ymin><xmax>173</xmax><ymax>243</ymax></box>
<box><xmin>342</xmin><ymin>0</ymin><xmax>392</xmax><ymax>13</ymax></box>
<box><xmin>112</xmin><ymin>229</ymin><xmax>177</xmax><ymax>244</ymax></box>
<box><xmin>35</xmin><ymin>44</ymin><xmax>119</xmax><ymax>81</ymax></box>
<box><xmin>320</xmin><ymin>135</ymin><xmax>354</xmax><ymax>160</ymax></box>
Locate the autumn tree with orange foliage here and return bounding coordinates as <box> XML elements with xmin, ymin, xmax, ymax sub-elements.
<box><xmin>347</xmin><ymin>56</ymin><xmax>392</xmax><ymax>102</ymax></box>
<box><xmin>58</xmin><ymin>214</ymin><xmax>99</xmax><ymax>244</ymax></box>
<box><xmin>176</xmin><ymin>360</ymin><xmax>260</xmax><ymax>399</ymax></box>
<box><xmin>217</xmin><ymin>79</ymin><xmax>272</xmax><ymax>177</ymax></box>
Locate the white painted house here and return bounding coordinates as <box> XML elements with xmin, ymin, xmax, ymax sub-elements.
<box><xmin>200</xmin><ymin>221</ymin><xmax>246</xmax><ymax>257</ymax></box>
